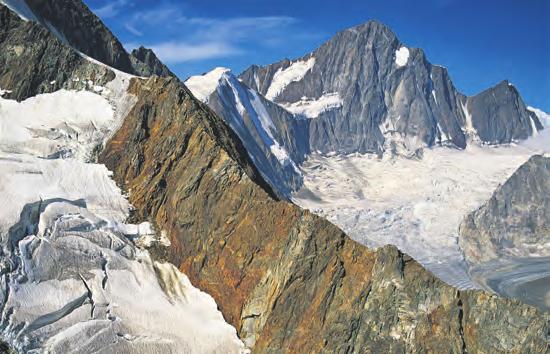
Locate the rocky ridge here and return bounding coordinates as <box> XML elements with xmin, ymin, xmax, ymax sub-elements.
<box><xmin>0</xmin><ymin>1</ymin><xmax>548</xmax><ymax>352</ymax></box>
<box><xmin>101</xmin><ymin>75</ymin><xmax>549</xmax><ymax>353</ymax></box>
<box><xmin>0</xmin><ymin>0</ymin><xmax>174</xmax><ymax>86</ymax></box>
<box><xmin>130</xmin><ymin>46</ymin><xmax>175</xmax><ymax>78</ymax></box>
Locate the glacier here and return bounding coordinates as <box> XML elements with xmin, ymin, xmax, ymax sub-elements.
<box><xmin>292</xmin><ymin>137</ymin><xmax>549</xmax><ymax>289</ymax></box>
<box><xmin>0</xmin><ymin>67</ymin><xmax>248</xmax><ymax>352</ymax></box>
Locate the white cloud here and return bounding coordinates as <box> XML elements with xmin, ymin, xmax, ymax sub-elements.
<box><xmin>150</xmin><ymin>41</ymin><xmax>242</xmax><ymax>63</ymax></box>
<box><xmin>112</xmin><ymin>2</ymin><xmax>306</xmax><ymax>63</ymax></box>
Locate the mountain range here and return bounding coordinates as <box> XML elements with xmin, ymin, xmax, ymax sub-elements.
<box><xmin>185</xmin><ymin>19</ymin><xmax>549</xmax><ymax>293</ymax></box>
<box><xmin>0</xmin><ymin>0</ymin><xmax>548</xmax><ymax>353</ymax></box>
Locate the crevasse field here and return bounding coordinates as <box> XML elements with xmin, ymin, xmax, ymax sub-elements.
<box><xmin>0</xmin><ymin>67</ymin><xmax>248</xmax><ymax>352</ymax></box>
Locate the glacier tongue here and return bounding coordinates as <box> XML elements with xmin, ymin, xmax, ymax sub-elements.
<box><xmin>0</xmin><ymin>71</ymin><xmax>248</xmax><ymax>352</ymax></box>
<box><xmin>292</xmin><ymin>140</ymin><xmax>549</xmax><ymax>289</ymax></box>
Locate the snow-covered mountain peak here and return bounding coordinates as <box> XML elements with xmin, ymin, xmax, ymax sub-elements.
<box><xmin>264</xmin><ymin>56</ymin><xmax>316</xmax><ymax>100</ymax></box>
<box><xmin>185</xmin><ymin>67</ymin><xmax>232</xmax><ymax>102</ymax></box>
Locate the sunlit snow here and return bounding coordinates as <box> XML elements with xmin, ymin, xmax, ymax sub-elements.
<box><xmin>528</xmin><ymin>106</ymin><xmax>550</xmax><ymax>127</ymax></box>
<box><xmin>0</xmin><ymin>70</ymin><xmax>248</xmax><ymax>352</ymax></box>
<box><xmin>185</xmin><ymin>67</ymin><xmax>230</xmax><ymax>102</ymax></box>
<box><xmin>394</xmin><ymin>47</ymin><xmax>410</xmax><ymax>67</ymax></box>
<box><xmin>281</xmin><ymin>92</ymin><xmax>344</xmax><ymax>118</ymax></box>
<box><xmin>265</xmin><ymin>57</ymin><xmax>316</xmax><ymax>100</ymax></box>
<box><xmin>292</xmin><ymin>138</ymin><xmax>548</xmax><ymax>289</ymax></box>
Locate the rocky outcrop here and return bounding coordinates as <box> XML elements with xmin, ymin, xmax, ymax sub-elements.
<box><xmin>130</xmin><ymin>46</ymin><xmax>175</xmax><ymax>78</ymax></box>
<box><xmin>18</xmin><ymin>0</ymin><xmax>134</xmax><ymax>73</ymax></box>
<box><xmin>0</xmin><ymin>4</ymin><xmax>116</xmax><ymax>100</ymax></box>
<box><xmin>460</xmin><ymin>155</ymin><xmax>550</xmax><ymax>264</ymax></box>
<box><xmin>459</xmin><ymin>155</ymin><xmax>550</xmax><ymax>311</ymax></box>
<box><xmin>101</xmin><ymin>76</ymin><xmax>549</xmax><ymax>353</ymax></box>
<box><xmin>0</xmin><ymin>3</ymin><xmax>175</xmax><ymax>102</ymax></box>
<box><xmin>240</xmin><ymin>20</ymin><xmax>541</xmax><ymax>156</ymax></box>
<box><xmin>0</xmin><ymin>0</ymin><xmax>173</xmax><ymax>90</ymax></box>
<box><xmin>465</xmin><ymin>81</ymin><xmax>544</xmax><ymax>144</ymax></box>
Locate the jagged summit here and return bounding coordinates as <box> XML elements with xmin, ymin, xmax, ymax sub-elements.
<box><xmin>239</xmin><ymin>19</ymin><xmax>542</xmax><ymax>155</ymax></box>
<box><xmin>341</xmin><ymin>19</ymin><xmax>399</xmax><ymax>41</ymax></box>
<box><xmin>130</xmin><ymin>46</ymin><xmax>175</xmax><ymax>78</ymax></box>
<box><xmin>0</xmin><ymin>0</ymin><xmax>171</xmax><ymax>78</ymax></box>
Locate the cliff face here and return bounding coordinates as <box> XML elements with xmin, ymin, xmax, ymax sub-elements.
<box><xmin>0</xmin><ymin>5</ymin><xmax>115</xmax><ymax>101</ymax></box>
<box><xmin>460</xmin><ymin>155</ymin><xmax>550</xmax><ymax>264</ymax></box>
<box><xmin>459</xmin><ymin>155</ymin><xmax>550</xmax><ymax>312</ymax></box>
<box><xmin>129</xmin><ymin>46</ymin><xmax>175</xmax><ymax>78</ymax></box>
<box><xmin>101</xmin><ymin>76</ymin><xmax>549</xmax><ymax>353</ymax></box>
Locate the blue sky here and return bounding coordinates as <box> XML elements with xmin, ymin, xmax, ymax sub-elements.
<box><xmin>84</xmin><ymin>0</ymin><xmax>549</xmax><ymax>111</ymax></box>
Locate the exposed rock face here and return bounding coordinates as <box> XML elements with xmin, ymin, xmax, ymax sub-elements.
<box><xmin>466</xmin><ymin>81</ymin><xmax>544</xmax><ymax>143</ymax></box>
<box><xmin>459</xmin><ymin>155</ymin><xmax>550</xmax><ymax>311</ymax></box>
<box><xmin>101</xmin><ymin>75</ymin><xmax>549</xmax><ymax>353</ymax></box>
<box><xmin>460</xmin><ymin>155</ymin><xmax>550</xmax><ymax>264</ymax></box>
<box><xmin>130</xmin><ymin>46</ymin><xmax>175</xmax><ymax>78</ymax></box>
<box><xmin>16</xmin><ymin>0</ymin><xmax>134</xmax><ymax>73</ymax></box>
<box><xmin>0</xmin><ymin>0</ymin><xmax>172</xmax><ymax>84</ymax></box>
<box><xmin>240</xmin><ymin>21</ymin><xmax>541</xmax><ymax>156</ymax></box>
<box><xmin>0</xmin><ymin>4</ymin><xmax>115</xmax><ymax>100</ymax></box>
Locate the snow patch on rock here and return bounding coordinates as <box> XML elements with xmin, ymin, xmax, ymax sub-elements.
<box><xmin>395</xmin><ymin>47</ymin><xmax>410</xmax><ymax>67</ymax></box>
<box><xmin>461</xmin><ymin>100</ymin><xmax>478</xmax><ymax>139</ymax></box>
<box><xmin>0</xmin><ymin>87</ymin><xmax>12</xmax><ymax>96</ymax></box>
<box><xmin>281</xmin><ymin>92</ymin><xmax>343</xmax><ymax>118</ymax></box>
<box><xmin>265</xmin><ymin>57</ymin><xmax>315</xmax><ymax>100</ymax></box>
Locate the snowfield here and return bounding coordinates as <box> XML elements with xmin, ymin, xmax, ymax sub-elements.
<box><xmin>293</xmin><ymin>137</ymin><xmax>549</xmax><ymax>289</ymax></box>
<box><xmin>0</xmin><ymin>69</ymin><xmax>247</xmax><ymax>352</ymax></box>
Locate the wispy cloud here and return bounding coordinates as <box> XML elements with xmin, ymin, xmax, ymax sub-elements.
<box><xmin>93</xmin><ymin>0</ymin><xmax>129</xmax><ymax>19</ymax></box>
<box><xmin>124</xmin><ymin>23</ymin><xmax>143</xmax><ymax>36</ymax></box>
<box><xmin>114</xmin><ymin>3</ymin><xmax>299</xmax><ymax>63</ymax></box>
<box><xmin>149</xmin><ymin>42</ymin><xmax>242</xmax><ymax>63</ymax></box>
